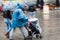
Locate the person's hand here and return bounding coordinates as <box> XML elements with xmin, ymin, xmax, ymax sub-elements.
<box><xmin>28</xmin><ymin>21</ymin><xmax>31</xmax><ymax>25</ymax></box>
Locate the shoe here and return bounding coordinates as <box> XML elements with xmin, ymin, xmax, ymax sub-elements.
<box><xmin>5</xmin><ymin>32</ymin><xmax>9</xmax><ymax>39</ymax></box>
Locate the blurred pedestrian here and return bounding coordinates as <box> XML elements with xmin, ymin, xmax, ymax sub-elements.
<box><xmin>56</xmin><ymin>0</ymin><xmax>59</xmax><ymax>6</ymax></box>
<box><xmin>9</xmin><ymin>3</ymin><xmax>28</xmax><ymax>40</ymax></box>
<box><xmin>28</xmin><ymin>5</ymin><xmax>36</xmax><ymax>18</ymax></box>
<box><xmin>3</xmin><ymin>10</ymin><xmax>12</xmax><ymax>38</ymax></box>
<box><xmin>36</xmin><ymin>0</ymin><xmax>44</xmax><ymax>9</ymax></box>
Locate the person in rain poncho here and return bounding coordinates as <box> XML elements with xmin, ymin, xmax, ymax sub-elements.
<box><xmin>9</xmin><ymin>3</ymin><xmax>28</xmax><ymax>40</ymax></box>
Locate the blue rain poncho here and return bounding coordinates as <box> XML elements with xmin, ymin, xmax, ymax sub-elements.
<box><xmin>11</xmin><ymin>4</ymin><xmax>28</xmax><ymax>28</ymax></box>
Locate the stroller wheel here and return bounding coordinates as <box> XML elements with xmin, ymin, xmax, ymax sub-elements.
<box><xmin>36</xmin><ymin>34</ymin><xmax>43</xmax><ymax>39</ymax></box>
<box><xmin>40</xmin><ymin>35</ymin><xmax>43</xmax><ymax>39</ymax></box>
<box><xmin>36</xmin><ymin>34</ymin><xmax>40</xmax><ymax>39</ymax></box>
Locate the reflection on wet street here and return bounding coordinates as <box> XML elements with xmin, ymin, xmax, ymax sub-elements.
<box><xmin>42</xmin><ymin>10</ymin><xmax>60</xmax><ymax>40</ymax></box>
<box><xmin>0</xmin><ymin>10</ymin><xmax>60</xmax><ymax>40</ymax></box>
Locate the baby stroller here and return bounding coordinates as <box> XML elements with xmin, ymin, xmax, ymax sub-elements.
<box><xmin>26</xmin><ymin>18</ymin><xmax>42</xmax><ymax>40</ymax></box>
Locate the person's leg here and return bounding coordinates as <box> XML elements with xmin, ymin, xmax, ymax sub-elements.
<box><xmin>19</xmin><ymin>27</ymin><xmax>28</xmax><ymax>40</ymax></box>
<box><xmin>5</xmin><ymin>22</ymin><xmax>10</xmax><ymax>38</ymax></box>
<box><xmin>9</xmin><ymin>28</ymin><xmax>15</xmax><ymax>40</ymax></box>
<box><xmin>4</xmin><ymin>18</ymin><xmax>9</xmax><ymax>32</ymax></box>
<box><xmin>4</xmin><ymin>18</ymin><xmax>12</xmax><ymax>38</ymax></box>
<box><xmin>5</xmin><ymin>23</ymin><xmax>9</xmax><ymax>32</ymax></box>
<box><xmin>7</xmin><ymin>21</ymin><xmax>11</xmax><ymax>32</ymax></box>
<box><xmin>4</xmin><ymin>18</ymin><xmax>11</xmax><ymax>32</ymax></box>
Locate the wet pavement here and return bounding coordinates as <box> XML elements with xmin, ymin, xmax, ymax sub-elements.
<box><xmin>0</xmin><ymin>9</ymin><xmax>60</xmax><ymax>40</ymax></box>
